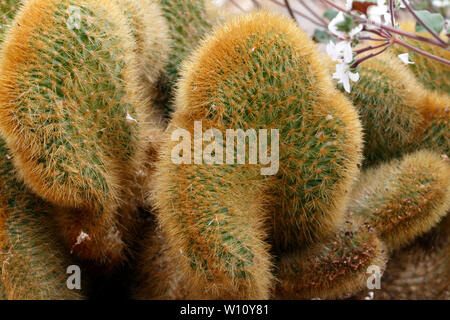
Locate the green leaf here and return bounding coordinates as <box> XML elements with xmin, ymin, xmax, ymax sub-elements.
<box><xmin>324</xmin><ymin>9</ymin><xmax>338</xmax><ymax>21</ymax></box>
<box><xmin>411</xmin><ymin>0</ymin><xmax>430</xmax><ymax>10</ymax></box>
<box><xmin>337</xmin><ymin>14</ymin><xmax>356</xmax><ymax>33</ymax></box>
<box><xmin>414</xmin><ymin>10</ymin><xmax>445</xmax><ymax>34</ymax></box>
<box><xmin>313</xmin><ymin>29</ymin><xmax>333</xmax><ymax>43</ymax></box>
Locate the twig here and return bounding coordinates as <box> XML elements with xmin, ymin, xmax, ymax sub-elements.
<box><xmin>229</xmin><ymin>0</ymin><xmax>245</xmax><ymax>12</ymax></box>
<box><xmin>268</xmin><ymin>0</ymin><xmax>326</xmax><ymax>27</ymax></box>
<box><xmin>401</xmin><ymin>0</ymin><xmax>447</xmax><ymax>46</ymax></box>
<box><xmin>284</xmin><ymin>0</ymin><xmax>297</xmax><ymax>21</ymax></box>
<box><xmin>352</xmin><ymin>45</ymin><xmax>391</xmax><ymax>68</ymax></box>
<box><xmin>251</xmin><ymin>0</ymin><xmax>261</xmax><ymax>8</ymax></box>
<box><xmin>389</xmin><ymin>0</ymin><xmax>395</xmax><ymax>26</ymax></box>
<box><xmin>320</xmin><ymin>0</ymin><xmax>449</xmax><ymax>48</ymax></box>
<box><xmin>297</xmin><ymin>0</ymin><xmax>328</xmax><ymax>27</ymax></box>
<box><xmin>354</xmin><ymin>42</ymin><xmax>390</xmax><ymax>55</ymax></box>
<box><xmin>394</xmin><ymin>37</ymin><xmax>450</xmax><ymax>65</ymax></box>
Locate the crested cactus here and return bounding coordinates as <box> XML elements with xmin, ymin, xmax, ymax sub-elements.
<box><xmin>151</xmin><ymin>11</ymin><xmax>362</xmax><ymax>299</ymax></box>
<box><xmin>0</xmin><ymin>0</ymin><xmax>21</xmax><ymax>42</ymax></box>
<box><xmin>0</xmin><ymin>0</ymin><xmax>160</xmax><ymax>264</ymax></box>
<box><xmin>349</xmin><ymin>150</ymin><xmax>450</xmax><ymax>252</ymax></box>
<box><xmin>395</xmin><ymin>21</ymin><xmax>450</xmax><ymax>95</ymax></box>
<box><xmin>0</xmin><ymin>137</ymin><xmax>83</xmax><ymax>300</ymax></box>
<box><xmin>275</xmin><ymin>220</ymin><xmax>387</xmax><ymax>300</ymax></box>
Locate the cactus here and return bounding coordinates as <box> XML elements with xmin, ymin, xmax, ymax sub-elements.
<box><xmin>151</xmin><ymin>11</ymin><xmax>362</xmax><ymax>299</ymax></box>
<box><xmin>328</xmin><ymin>51</ymin><xmax>425</xmax><ymax>165</ymax></box>
<box><xmin>132</xmin><ymin>218</ymin><xmax>189</xmax><ymax>299</ymax></box>
<box><xmin>329</xmin><ymin>50</ymin><xmax>450</xmax><ymax>166</ymax></box>
<box><xmin>0</xmin><ymin>274</ymin><xmax>5</xmax><ymax>300</ymax></box>
<box><xmin>0</xmin><ymin>0</ymin><xmax>21</xmax><ymax>43</ymax></box>
<box><xmin>274</xmin><ymin>220</ymin><xmax>387</xmax><ymax>300</ymax></box>
<box><xmin>418</xmin><ymin>91</ymin><xmax>450</xmax><ymax>156</ymax></box>
<box><xmin>349</xmin><ymin>150</ymin><xmax>450</xmax><ymax>252</ymax></box>
<box><xmin>394</xmin><ymin>21</ymin><xmax>450</xmax><ymax>95</ymax></box>
<box><xmin>0</xmin><ymin>0</ymin><xmax>159</xmax><ymax>264</ymax></box>
<box><xmin>356</xmin><ymin>215</ymin><xmax>449</xmax><ymax>300</ymax></box>
<box><xmin>116</xmin><ymin>0</ymin><xmax>169</xmax><ymax>112</ymax></box>
<box><xmin>156</xmin><ymin>0</ymin><xmax>223</xmax><ymax>111</ymax></box>
<box><xmin>0</xmin><ymin>137</ymin><xmax>83</xmax><ymax>300</ymax></box>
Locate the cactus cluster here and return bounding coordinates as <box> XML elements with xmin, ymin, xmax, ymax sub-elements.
<box><xmin>141</xmin><ymin>11</ymin><xmax>363</xmax><ymax>299</ymax></box>
<box><xmin>0</xmin><ymin>0</ymin><xmax>448</xmax><ymax>300</ymax></box>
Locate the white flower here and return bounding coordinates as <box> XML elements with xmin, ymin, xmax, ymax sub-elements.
<box><xmin>329</xmin><ymin>11</ymin><xmax>363</xmax><ymax>39</ymax></box>
<box><xmin>333</xmin><ymin>62</ymin><xmax>360</xmax><ymax>93</ymax></box>
<box><xmin>398</xmin><ymin>53</ymin><xmax>414</xmax><ymax>64</ymax></box>
<box><xmin>432</xmin><ymin>0</ymin><xmax>450</xmax><ymax>8</ymax></box>
<box><xmin>367</xmin><ymin>0</ymin><xmax>391</xmax><ymax>25</ymax></box>
<box><xmin>346</xmin><ymin>0</ymin><xmax>354</xmax><ymax>11</ymax></box>
<box><xmin>211</xmin><ymin>0</ymin><xmax>226</xmax><ymax>6</ymax></box>
<box><xmin>327</xmin><ymin>41</ymin><xmax>354</xmax><ymax>63</ymax></box>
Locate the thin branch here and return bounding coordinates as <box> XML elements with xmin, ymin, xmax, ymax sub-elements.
<box><xmin>401</xmin><ymin>0</ymin><xmax>447</xmax><ymax>46</ymax></box>
<box><xmin>297</xmin><ymin>0</ymin><xmax>328</xmax><ymax>27</ymax></box>
<box><xmin>229</xmin><ymin>0</ymin><xmax>245</xmax><ymax>12</ymax></box>
<box><xmin>268</xmin><ymin>0</ymin><xmax>327</xmax><ymax>27</ymax></box>
<box><xmin>251</xmin><ymin>0</ymin><xmax>261</xmax><ymax>8</ymax></box>
<box><xmin>352</xmin><ymin>45</ymin><xmax>391</xmax><ymax>68</ymax></box>
<box><xmin>359</xmin><ymin>36</ymin><xmax>390</xmax><ymax>42</ymax></box>
<box><xmin>320</xmin><ymin>0</ymin><xmax>448</xmax><ymax>48</ymax></box>
<box><xmin>354</xmin><ymin>42</ymin><xmax>390</xmax><ymax>55</ymax></box>
<box><xmin>284</xmin><ymin>0</ymin><xmax>297</xmax><ymax>21</ymax></box>
<box><xmin>389</xmin><ymin>0</ymin><xmax>395</xmax><ymax>26</ymax></box>
<box><xmin>394</xmin><ymin>38</ymin><xmax>450</xmax><ymax>65</ymax></box>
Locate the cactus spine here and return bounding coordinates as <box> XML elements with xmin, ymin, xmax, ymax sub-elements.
<box><xmin>0</xmin><ymin>0</ymin><xmax>21</xmax><ymax>42</ymax></box>
<box><xmin>0</xmin><ymin>137</ymin><xmax>83</xmax><ymax>300</ymax></box>
<box><xmin>0</xmin><ymin>0</ymin><xmax>160</xmax><ymax>264</ymax></box>
<box><xmin>349</xmin><ymin>150</ymin><xmax>450</xmax><ymax>252</ymax></box>
<box><xmin>151</xmin><ymin>11</ymin><xmax>362</xmax><ymax>299</ymax></box>
<box><xmin>275</xmin><ymin>220</ymin><xmax>387</xmax><ymax>300</ymax></box>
